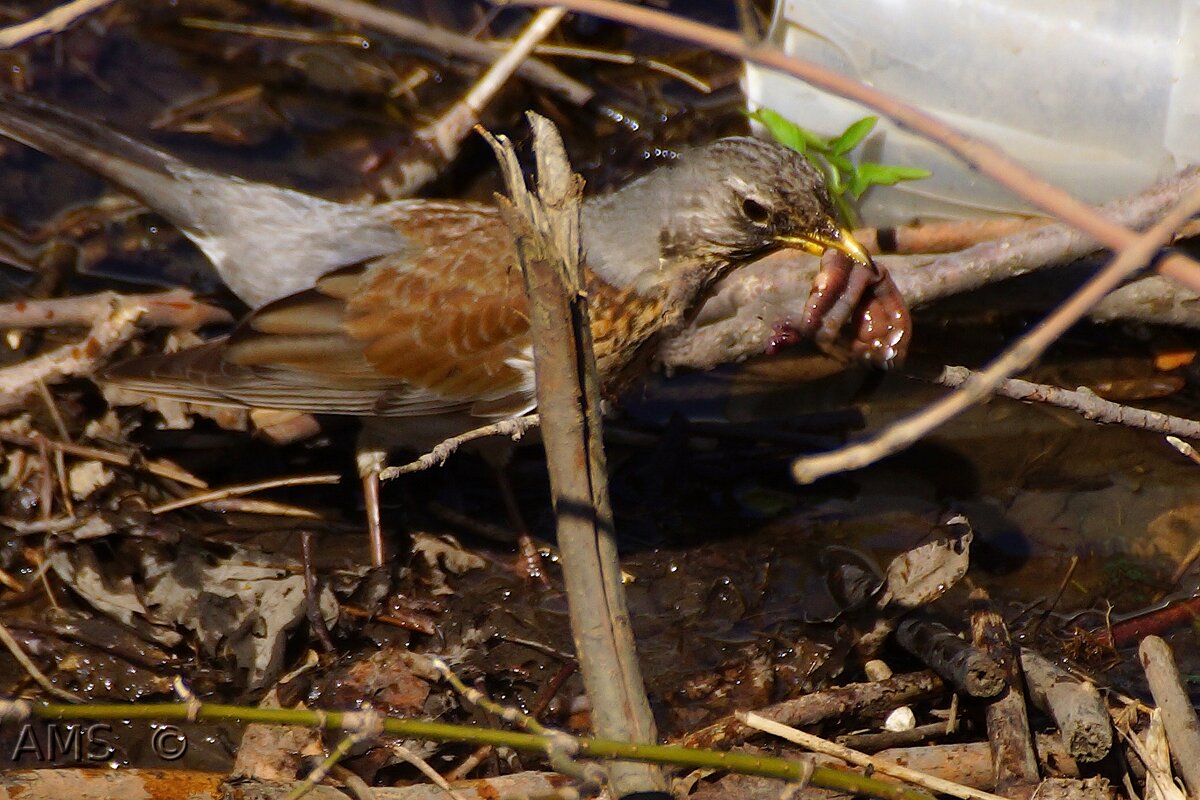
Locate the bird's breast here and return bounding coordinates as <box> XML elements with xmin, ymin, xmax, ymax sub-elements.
<box><xmin>584</xmin><ymin>276</ymin><xmax>673</xmax><ymax>388</ymax></box>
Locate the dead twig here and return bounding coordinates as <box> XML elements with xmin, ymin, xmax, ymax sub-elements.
<box><xmin>300</xmin><ymin>531</ymin><xmax>336</xmax><ymax>654</ymax></box>
<box><xmin>0</xmin><ymin>290</ymin><xmax>232</xmax><ymax>329</ymax></box>
<box><xmin>385</xmin><ymin>745</ymin><xmax>460</xmax><ymax>800</ymax></box>
<box><xmin>1138</xmin><ymin>636</ymin><xmax>1200</xmax><ymax>797</ymax></box>
<box><xmin>0</xmin><ymin>0</ymin><xmax>116</xmax><ymax>49</ymax></box>
<box><xmin>0</xmin><ymin>620</ymin><xmax>81</xmax><ymax>703</ymax></box>
<box><xmin>150</xmin><ymin>473</ymin><xmax>340</xmax><ymax>515</ymax></box>
<box><xmin>0</xmin><ymin>515</ymin><xmax>80</xmax><ymax>534</ymax></box>
<box><xmin>970</xmin><ymin>589</ymin><xmax>1039</xmax><ymax>799</ymax></box>
<box><xmin>340</xmin><ymin>605</ymin><xmax>436</xmax><ymax>636</ymax></box>
<box><xmin>0</xmin><ymin>298</ymin><xmax>144</xmax><ymax>413</ymax></box>
<box><xmin>1020</xmin><ymin>649</ymin><xmax>1112</xmax><ymax>764</ymax></box>
<box><xmin>934</xmin><ymin>367</ymin><xmax>1200</xmax><ymax>439</ymax></box>
<box><xmin>894</xmin><ymin>166</ymin><xmax>1200</xmax><ymax>307</ymax></box>
<box><xmin>0</xmin><ymin>430</ymin><xmax>208</xmax><ymax>489</ymax></box>
<box><xmin>1101</xmin><ymin>596</ymin><xmax>1200</xmax><ymax>649</ymax></box>
<box><xmin>894</xmin><ymin>617</ymin><xmax>1003</xmax><ymax>698</ymax></box>
<box><xmin>378</xmin><ymin>9</ymin><xmax>570</xmax><ymax>198</ymax></box>
<box><xmin>379</xmin><ymin>415</ymin><xmax>539</xmax><ymax>481</ymax></box>
<box><xmin>532</xmin><ymin>43</ymin><xmax>712</xmax><ymax>93</ymax></box>
<box><xmin>680</xmin><ymin>670</ymin><xmax>945</xmax><ymax>751</ymax></box>
<box><xmin>180</xmin><ymin>17</ymin><xmax>370</xmax><ymax>47</ymax></box>
<box><xmin>1125</xmin><ymin>709</ymin><xmax>1188</xmax><ymax>800</ymax></box>
<box><xmin>283</xmin><ymin>0</ymin><xmax>592</xmax><ymax>105</ymax></box>
<box><xmin>419</xmin><ymin>9</ymin><xmax>567</xmax><ymax>162</ymax></box>
<box><xmin>200</xmin><ymin>498</ymin><xmax>322</xmax><ymax>518</ymax></box>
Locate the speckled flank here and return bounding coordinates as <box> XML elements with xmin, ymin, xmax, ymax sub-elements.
<box><xmin>586</xmin><ymin>275</ymin><xmax>668</xmax><ymax>387</ymax></box>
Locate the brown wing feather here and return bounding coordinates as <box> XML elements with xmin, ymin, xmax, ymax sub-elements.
<box><xmin>105</xmin><ymin>203</ymin><xmax>536</xmax><ymax>419</ymax></box>
<box><xmin>343</xmin><ymin>205</ymin><xmax>532</xmax><ymax>405</ymax></box>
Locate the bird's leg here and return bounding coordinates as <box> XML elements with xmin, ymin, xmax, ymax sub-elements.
<box><xmin>490</xmin><ymin>464</ymin><xmax>551</xmax><ymax>587</ymax></box>
<box><xmin>776</xmin><ymin>249</ymin><xmax>912</xmax><ymax>369</ymax></box>
<box><xmin>356</xmin><ymin>447</ymin><xmax>388</xmax><ymax>567</ymax></box>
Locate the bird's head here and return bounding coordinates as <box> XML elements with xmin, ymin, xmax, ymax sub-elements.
<box><xmin>582</xmin><ymin>136</ymin><xmax>869</xmax><ymax>300</ymax></box>
<box><xmin>659</xmin><ymin>136</ymin><xmax>868</xmax><ymax>270</ymax></box>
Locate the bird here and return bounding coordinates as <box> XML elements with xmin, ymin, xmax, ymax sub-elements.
<box><xmin>0</xmin><ymin>91</ymin><xmax>906</xmax><ymax>566</ymax></box>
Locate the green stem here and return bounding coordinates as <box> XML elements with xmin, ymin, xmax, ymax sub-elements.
<box><xmin>15</xmin><ymin>700</ymin><xmax>934</xmax><ymax>800</ymax></box>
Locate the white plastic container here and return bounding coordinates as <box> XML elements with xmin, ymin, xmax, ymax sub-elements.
<box><xmin>744</xmin><ymin>0</ymin><xmax>1200</xmax><ymax>224</ymax></box>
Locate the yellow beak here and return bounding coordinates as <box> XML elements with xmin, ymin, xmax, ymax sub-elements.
<box><xmin>776</xmin><ymin>217</ymin><xmax>871</xmax><ymax>266</ymax></box>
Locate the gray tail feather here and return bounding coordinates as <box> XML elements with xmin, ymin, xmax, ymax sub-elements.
<box><xmin>0</xmin><ymin>90</ymin><xmax>213</xmax><ymax>234</ymax></box>
<box><xmin>0</xmin><ymin>90</ymin><xmax>414</xmax><ymax>307</ymax></box>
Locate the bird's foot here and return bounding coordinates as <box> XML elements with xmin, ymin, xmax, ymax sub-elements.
<box><xmin>515</xmin><ymin>535</ymin><xmax>553</xmax><ymax>588</ymax></box>
<box><xmin>785</xmin><ymin>248</ymin><xmax>912</xmax><ymax>369</ymax></box>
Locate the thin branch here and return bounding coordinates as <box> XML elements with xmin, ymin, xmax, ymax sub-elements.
<box><xmin>484</xmin><ymin>115</ymin><xmax>664</xmax><ymax>797</ymax></box>
<box><xmin>0</xmin><ymin>515</ymin><xmax>81</xmax><ymax>534</ymax></box>
<box><xmin>378</xmin><ymin>415</ymin><xmax>539</xmax><ymax>481</ymax></box>
<box><xmin>740</xmin><ymin>711</ymin><xmax>1008</xmax><ymax>800</ymax></box>
<box><xmin>0</xmin><ymin>290</ymin><xmax>232</xmax><ymax>329</ymax></box>
<box><xmin>1139</xmin><ymin>636</ymin><xmax>1200</xmax><ymax>797</ymax></box>
<box><xmin>0</xmin><ymin>621</ymin><xmax>81</xmax><ymax>703</ymax></box>
<box><xmin>511</xmin><ymin>0</ymin><xmax>1200</xmax><ymax>293</ymax></box>
<box><xmin>200</xmin><ymin>498</ymin><xmax>322</xmax><ymax>518</ymax></box>
<box><xmin>934</xmin><ymin>366</ymin><xmax>1200</xmax><ymax>439</ymax></box>
<box><xmin>895</xmin><ymin>167</ymin><xmax>1200</xmax><ymax>308</ymax></box>
<box><xmin>150</xmin><ymin>473</ymin><xmax>340</xmax><ymax>515</ymax></box>
<box><xmin>179</xmin><ymin>17</ymin><xmax>370</xmax><ymax>47</ymax></box>
<box><xmin>793</xmin><ymin>185</ymin><xmax>1200</xmax><ymax>484</ymax></box>
<box><xmin>420</xmin><ymin>8</ymin><xmax>567</xmax><ymax>161</ymax></box>
<box><xmin>0</xmin><ymin>0</ymin><xmax>116</xmax><ymax>49</ymax></box>
<box><xmin>533</xmin><ymin>43</ymin><xmax>712</xmax><ymax>93</ymax></box>
<box><xmin>11</xmin><ymin>698</ymin><xmax>935</xmax><ymax>800</ymax></box>
<box><xmin>282</xmin><ymin>0</ymin><xmax>592</xmax><ymax>105</ymax></box>
<box><xmin>0</xmin><ymin>298</ymin><xmax>144</xmax><ymax>413</ymax></box>
<box><xmin>379</xmin><ymin>8</ymin><xmax>569</xmax><ymax>198</ymax></box>
<box><xmin>435</xmin><ymin>658</ymin><xmax>600</xmax><ymax>787</ymax></box>
<box><xmin>0</xmin><ymin>430</ymin><xmax>208</xmax><ymax>489</ymax></box>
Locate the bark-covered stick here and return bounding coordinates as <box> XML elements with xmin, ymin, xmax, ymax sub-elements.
<box><xmin>1139</xmin><ymin>636</ymin><xmax>1200</xmax><ymax>797</ymax></box>
<box><xmin>1020</xmin><ymin>649</ymin><xmax>1112</xmax><ymax>763</ymax></box>
<box><xmin>483</xmin><ymin>115</ymin><xmax>664</xmax><ymax>798</ymax></box>
<box><xmin>895</xmin><ymin>617</ymin><xmax>1004</xmax><ymax>698</ymax></box>
<box><xmin>680</xmin><ymin>670</ymin><xmax>945</xmax><ymax>751</ymax></box>
<box><xmin>970</xmin><ymin>589</ymin><xmax>1040</xmax><ymax>799</ymax></box>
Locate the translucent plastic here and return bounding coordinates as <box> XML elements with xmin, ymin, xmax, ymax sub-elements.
<box><xmin>743</xmin><ymin>0</ymin><xmax>1200</xmax><ymax>224</ymax></box>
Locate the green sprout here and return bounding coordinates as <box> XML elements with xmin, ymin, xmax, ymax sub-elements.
<box><xmin>749</xmin><ymin>108</ymin><xmax>931</xmax><ymax>227</ymax></box>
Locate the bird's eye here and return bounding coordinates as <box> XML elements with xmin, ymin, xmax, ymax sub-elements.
<box><xmin>741</xmin><ymin>197</ymin><xmax>771</xmax><ymax>224</ymax></box>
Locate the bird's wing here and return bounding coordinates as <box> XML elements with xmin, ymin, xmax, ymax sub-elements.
<box><xmin>342</xmin><ymin>204</ymin><xmax>534</xmax><ymax>414</ymax></box>
<box><xmin>104</xmin><ymin>206</ymin><xmax>535</xmax><ymax>419</ymax></box>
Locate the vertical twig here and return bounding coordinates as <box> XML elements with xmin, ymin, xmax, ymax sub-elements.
<box><xmin>300</xmin><ymin>531</ymin><xmax>336</xmax><ymax>653</ymax></box>
<box><xmin>482</xmin><ymin>115</ymin><xmax>664</xmax><ymax>797</ymax></box>
<box><xmin>969</xmin><ymin>589</ymin><xmax>1040</xmax><ymax>799</ymax></box>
